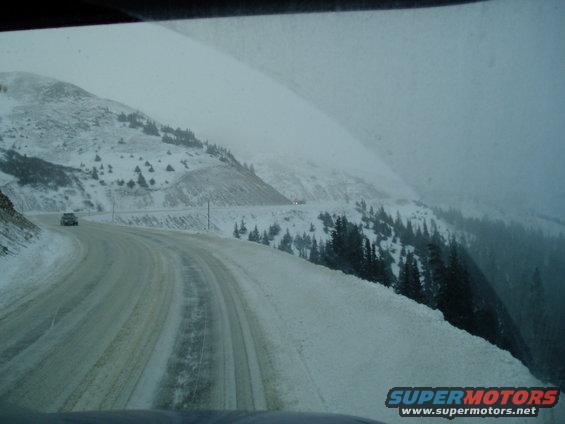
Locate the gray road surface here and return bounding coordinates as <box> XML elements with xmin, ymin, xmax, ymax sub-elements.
<box><xmin>0</xmin><ymin>216</ymin><xmax>267</xmax><ymax>412</ymax></box>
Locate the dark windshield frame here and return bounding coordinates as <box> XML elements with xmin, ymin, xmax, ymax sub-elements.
<box><xmin>0</xmin><ymin>0</ymin><xmax>487</xmax><ymax>32</ymax></box>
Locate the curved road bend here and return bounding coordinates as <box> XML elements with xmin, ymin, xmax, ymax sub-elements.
<box><xmin>0</xmin><ymin>216</ymin><xmax>267</xmax><ymax>412</ymax></box>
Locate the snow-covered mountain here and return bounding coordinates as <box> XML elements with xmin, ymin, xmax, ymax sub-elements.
<box><xmin>0</xmin><ymin>72</ymin><xmax>289</xmax><ymax>212</ymax></box>
<box><xmin>232</xmin><ymin>138</ymin><xmax>416</xmax><ymax>203</ymax></box>
<box><xmin>248</xmin><ymin>153</ymin><xmax>395</xmax><ymax>203</ymax></box>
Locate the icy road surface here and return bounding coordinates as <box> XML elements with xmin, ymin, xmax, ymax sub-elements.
<box><xmin>0</xmin><ymin>216</ymin><xmax>267</xmax><ymax>412</ymax></box>
<box><xmin>1</xmin><ymin>217</ymin><xmax>562</xmax><ymax>423</ymax></box>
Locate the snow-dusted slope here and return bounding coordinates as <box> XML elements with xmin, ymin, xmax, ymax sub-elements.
<box><xmin>0</xmin><ymin>72</ymin><xmax>289</xmax><ymax>211</ymax></box>
<box><xmin>0</xmin><ymin>222</ymin><xmax>72</xmax><ymax>310</ymax></box>
<box><xmin>0</xmin><ymin>189</ymin><xmax>38</xmax><ymax>256</ymax></box>
<box><xmin>190</xmin><ymin>234</ymin><xmax>563</xmax><ymax>424</ymax></box>
<box><xmin>0</xmin><ymin>191</ymin><xmax>73</xmax><ymax>309</ymax></box>
<box><xmin>249</xmin><ymin>154</ymin><xmax>393</xmax><ymax>203</ymax></box>
<box><xmin>0</xmin><ymin>209</ymin><xmax>38</xmax><ymax>257</ymax></box>
<box><xmin>90</xmin><ymin>199</ymin><xmax>454</xmax><ymax>283</ymax></box>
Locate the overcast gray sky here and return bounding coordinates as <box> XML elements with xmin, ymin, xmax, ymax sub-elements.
<box><xmin>1</xmin><ymin>0</ymin><xmax>563</xmax><ymax>215</ymax></box>
<box><xmin>169</xmin><ymin>0</ymin><xmax>565</xmax><ymax>214</ymax></box>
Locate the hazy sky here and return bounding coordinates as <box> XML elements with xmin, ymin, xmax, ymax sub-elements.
<box><xmin>1</xmin><ymin>0</ymin><xmax>564</xmax><ymax>214</ymax></box>
<box><xmin>169</xmin><ymin>0</ymin><xmax>565</xmax><ymax>214</ymax></box>
<box><xmin>0</xmin><ymin>21</ymin><xmax>416</xmax><ymax>197</ymax></box>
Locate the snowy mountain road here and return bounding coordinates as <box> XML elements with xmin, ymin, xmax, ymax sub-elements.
<box><xmin>0</xmin><ymin>216</ymin><xmax>267</xmax><ymax>412</ymax></box>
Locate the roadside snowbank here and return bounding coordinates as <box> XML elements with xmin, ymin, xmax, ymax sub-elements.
<box><xmin>193</xmin><ymin>234</ymin><xmax>563</xmax><ymax>424</ymax></box>
<box><xmin>0</xmin><ymin>227</ymin><xmax>75</xmax><ymax>310</ymax></box>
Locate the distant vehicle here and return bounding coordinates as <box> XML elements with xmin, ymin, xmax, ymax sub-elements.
<box><xmin>60</xmin><ymin>212</ymin><xmax>78</xmax><ymax>226</ymax></box>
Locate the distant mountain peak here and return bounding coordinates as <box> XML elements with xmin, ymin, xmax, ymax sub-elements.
<box><xmin>0</xmin><ymin>71</ymin><xmax>92</xmax><ymax>102</ymax></box>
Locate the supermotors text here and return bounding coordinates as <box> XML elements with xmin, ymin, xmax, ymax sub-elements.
<box><xmin>385</xmin><ymin>387</ymin><xmax>560</xmax><ymax>419</ymax></box>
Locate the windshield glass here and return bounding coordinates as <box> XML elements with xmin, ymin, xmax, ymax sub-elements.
<box><xmin>0</xmin><ymin>1</ymin><xmax>563</xmax><ymax>423</ymax></box>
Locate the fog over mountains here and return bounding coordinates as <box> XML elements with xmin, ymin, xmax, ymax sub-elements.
<box><xmin>167</xmin><ymin>0</ymin><xmax>565</xmax><ymax>217</ymax></box>
<box><xmin>0</xmin><ymin>72</ymin><xmax>412</xmax><ymax>211</ymax></box>
<box><xmin>0</xmin><ymin>22</ymin><xmax>415</xmax><ymax>209</ymax></box>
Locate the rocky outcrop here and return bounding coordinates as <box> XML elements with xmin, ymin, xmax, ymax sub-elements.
<box><xmin>0</xmin><ymin>189</ymin><xmax>15</xmax><ymax>215</ymax></box>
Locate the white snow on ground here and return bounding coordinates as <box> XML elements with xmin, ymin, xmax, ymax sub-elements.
<box><xmin>246</xmin><ymin>152</ymin><xmax>405</xmax><ymax>203</ymax></box>
<box><xmin>194</xmin><ymin>234</ymin><xmax>564</xmax><ymax>424</ymax></box>
<box><xmin>0</xmin><ymin>226</ymin><xmax>75</xmax><ymax>310</ymax></box>
<box><xmin>91</xmin><ymin>199</ymin><xmax>454</xmax><ymax>239</ymax></box>
<box><xmin>0</xmin><ymin>72</ymin><xmax>287</xmax><ymax>212</ymax></box>
<box><xmin>89</xmin><ymin>198</ymin><xmax>458</xmax><ymax>280</ymax></box>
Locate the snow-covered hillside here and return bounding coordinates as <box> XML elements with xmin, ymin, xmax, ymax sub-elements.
<box><xmin>0</xmin><ymin>190</ymin><xmax>38</xmax><ymax>257</ymax></box>
<box><xmin>0</xmin><ymin>190</ymin><xmax>73</xmax><ymax>309</ymax></box>
<box><xmin>91</xmin><ymin>199</ymin><xmax>454</xmax><ymax>277</ymax></box>
<box><xmin>0</xmin><ymin>72</ymin><xmax>289</xmax><ymax>212</ymax></box>
<box><xmin>249</xmin><ymin>153</ymin><xmax>395</xmax><ymax>203</ymax></box>
<box><xmin>91</xmin><ymin>198</ymin><xmax>534</xmax><ymax>377</ymax></box>
<box><xmin>190</xmin><ymin>234</ymin><xmax>564</xmax><ymax>424</ymax></box>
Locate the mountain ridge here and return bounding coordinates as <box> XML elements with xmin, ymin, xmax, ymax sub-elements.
<box><xmin>0</xmin><ymin>71</ymin><xmax>290</xmax><ymax>212</ymax></box>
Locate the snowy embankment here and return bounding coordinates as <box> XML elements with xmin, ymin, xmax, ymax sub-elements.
<box><xmin>192</xmin><ymin>234</ymin><xmax>563</xmax><ymax>424</ymax></box>
<box><xmin>89</xmin><ymin>199</ymin><xmax>453</xmax><ymax>244</ymax></box>
<box><xmin>0</xmin><ymin>226</ymin><xmax>74</xmax><ymax>310</ymax></box>
<box><xmin>88</xmin><ymin>199</ymin><xmax>456</xmax><ymax>279</ymax></box>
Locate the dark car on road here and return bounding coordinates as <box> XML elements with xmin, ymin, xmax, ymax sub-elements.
<box><xmin>60</xmin><ymin>212</ymin><xmax>78</xmax><ymax>226</ymax></box>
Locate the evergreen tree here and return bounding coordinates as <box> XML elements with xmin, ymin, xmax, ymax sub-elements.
<box><xmin>427</xmin><ymin>242</ymin><xmax>445</xmax><ymax>309</ymax></box>
<box><xmin>420</xmin><ymin>255</ymin><xmax>434</xmax><ymax>307</ymax></box>
<box><xmin>248</xmin><ymin>225</ymin><xmax>260</xmax><ymax>242</ymax></box>
<box><xmin>377</xmin><ymin>246</ymin><xmax>395</xmax><ymax>287</ymax></box>
<box><xmin>239</xmin><ymin>218</ymin><xmax>247</xmax><ymax>234</ymax></box>
<box><xmin>408</xmin><ymin>254</ymin><xmax>424</xmax><ymax>303</ymax></box>
<box><xmin>360</xmin><ymin>237</ymin><xmax>373</xmax><ymax>280</ymax></box>
<box><xmin>293</xmin><ymin>232</ymin><xmax>312</xmax><ymax>258</ymax></box>
<box><xmin>233</xmin><ymin>223</ymin><xmax>240</xmax><ymax>239</ymax></box>
<box><xmin>261</xmin><ymin>230</ymin><xmax>270</xmax><ymax>245</ymax></box>
<box><xmin>278</xmin><ymin>229</ymin><xmax>293</xmax><ymax>254</ymax></box>
<box><xmin>396</xmin><ymin>253</ymin><xmax>424</xmax><ymax>303</ymax></box>
<box><xmin>309</xmin><ymin>238</ymin><xmax>320</xmax><ymax>263</ymax></box>
<box><xmin>268</xmin><ymin>223</ymin><xmax>281</xmax><ymax>239</ymax></box>
<box><xmin>143</xmin><ymin>120</ymin><xmax>160</xmax><ymax>136</ymax></box>
<box><xmin>396</xmin><ymin>257</ymin><xmax>405</xmax><ymax>294</ymax></box>
<box><xmin>318</xmin><ymin>212</ymin><xmax>334</xmax><ymax>233</ymax></box>
<box><xmin>137</xmin><ymin>172</ymin><xmax>148</xmax><ymax>188</ymax></box>
<box><xmin>530</xmin><ymin>267</ymin><xmax>545</xmax><ymax>332</ymax></box>
<box><xmin>423</xmin><ymin>220</ymin><xmax>430</xmax><ymax>239</ymax></box>
<box><xmin>318</xmin><ymin>240</ymin><xmax>327</xmax><ymax>265</ymax></box>
<box><xmin>441</xmin><ymin>240</ymin><xmax>474</xmax><ymax>329</ymax></box>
